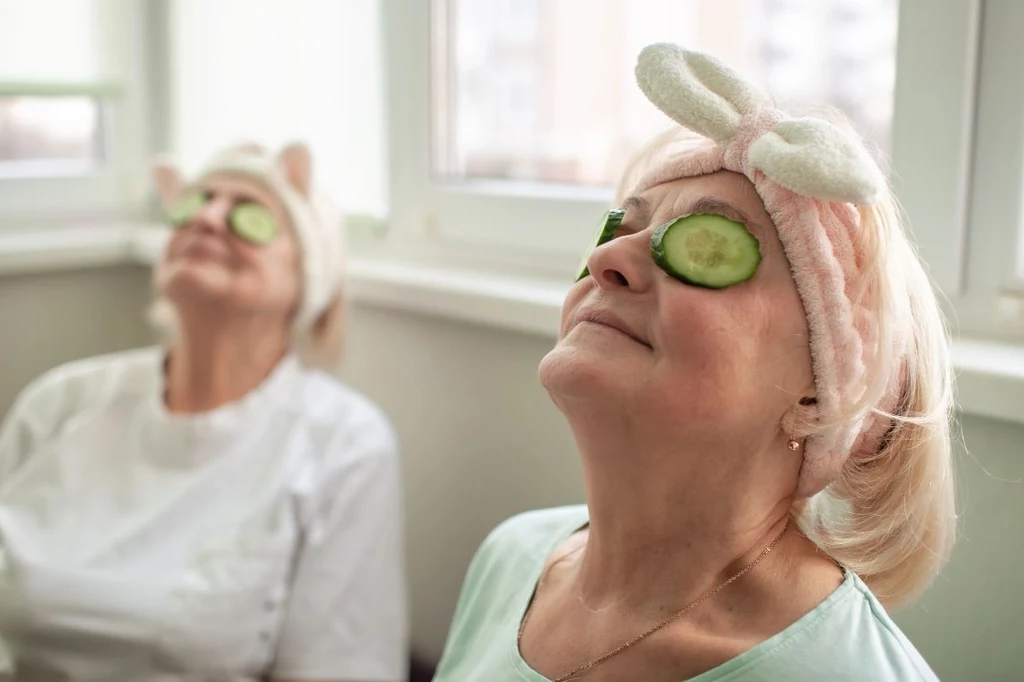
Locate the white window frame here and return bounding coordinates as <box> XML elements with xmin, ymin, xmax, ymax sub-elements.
<box><xmin>382</xmin><ymin>0</ymin><xmax>988</xmax><ymax>301</ymax></box>
<box><xmin>0</xmin><ymin>0</ymin><xmax>154</xmax><ymax>230</ymax></box>
<box><xmin>945</xmin><ymin>0</ymin><xmax>1024</xmax><ymax>340</ymax></box>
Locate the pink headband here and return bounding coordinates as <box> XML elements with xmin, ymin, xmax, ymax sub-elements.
<box><xmin>634</xmin><ymin>44</ymin><xmax>901</xmax><ymax>497</ymax></box>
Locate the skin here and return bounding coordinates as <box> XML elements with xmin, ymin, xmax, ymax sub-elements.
<box><xmin>524</xmin><ymin>170</ymin><xmax>844</xmax><ymax>682</ymax></box>
<box><xmin>154</xmin><ymin>174</ymin><xmax>300</xmax><ymax>414</ymax></box>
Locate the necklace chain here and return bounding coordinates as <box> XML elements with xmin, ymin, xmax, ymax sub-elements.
<box><xmin>518</xmin><ymin>520</ymin><xmax>790</xmax><ymax>682</ymax></box>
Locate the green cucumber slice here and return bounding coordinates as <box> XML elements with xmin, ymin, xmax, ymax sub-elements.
<box><xmin>230</xmin><ymin>203</ymin><xmax>278</xmax><ymax>245</ymax></box>
<box><xmin>576</xmin><ymin>208</ymin><xmax>626</xmax><ymax>281</ymax></box>
<box><xmin>650</xmin><ymin>213</ymin><xmax>761</xmax><ymax>289</ymax></box>
<box><xmin>168</xmin><ymin>190</ymin><xmax>208</xmax><ymax>227</ymax></box>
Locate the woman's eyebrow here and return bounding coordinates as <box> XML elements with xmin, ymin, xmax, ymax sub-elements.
<box><xmin>622</xmin><ymin>195</ymin><xmax>753</xmax><ymax>225</ymax></box>
<box><xmin>621</xmin><ymin>195</ymin><xmax>651</xmax><ymax>224</ymax></box>
<box><xmin>684</xmin><ymin>196</ymin><xmax>754</xmax><ymax>225</ymax></box>
<box><xmin>234</xmin><ymin>192</ymin><xmax>262</xmax><ymax>205</ymax></box>
<box><xmin>213</xmin><ymin>189</ymin><xmax>262</xmax><ymax>206</ymax></box>
<box><xmin>619</xmin><ymin>194</ymin><xmax>759</xmax><ymax>240</ymax></box>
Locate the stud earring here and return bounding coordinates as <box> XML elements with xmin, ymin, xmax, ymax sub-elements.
<box><xmin>787</xmin><ymin>439</ymin><xmax>801</xmax><ymax>451</ymax></box>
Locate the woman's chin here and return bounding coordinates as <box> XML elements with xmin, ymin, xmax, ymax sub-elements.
<box><xmin>538</xmin><ymin>344</ymin><xmax>634</xmax><ymax>402</ymax></box>
<box><xmin>158</xmin><ymin>263</ymin><xmax>233</xmax><ymax>307</ymax></box>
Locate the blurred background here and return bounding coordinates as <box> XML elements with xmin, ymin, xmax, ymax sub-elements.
<box><xmin>0</xmin><ymin>0</ymin><xmax>1021</xmax><ymax>679</ymax></box>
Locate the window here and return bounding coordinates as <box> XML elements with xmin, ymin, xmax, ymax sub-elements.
<box><xmin>387</xmin><ymin>0</ymin><xmax>976</xmax><ymax>288</ymax></box>
<box><xmin>0</xmin><ymin>0</ymin><xmax>151</xmax><ymax>225</ymax></box>
<box><xmin>169</xmin><ymin>0</ymin><xmax>387</xmax><ymax>222</ymax></box>
<box><xmin>0</xmin><ymin>96</ymin><xmax>101</xmax><ymax>177</ymax></box>
<box><xmin>435</xmin><ymin>0</ymin><xmax>899</xmax><ymax>187</ymax></box>
<box><xmin>949</xmin><ymin>0</ymin><xmax>1024</xmax><ymax>339</ymax></box>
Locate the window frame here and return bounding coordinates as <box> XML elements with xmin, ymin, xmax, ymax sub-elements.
<box><xmin>0</xmin><ymin>0</ymin><xmax>155</xmax><ymax>230</ymax></box>
<box><xmin>382</xmin><ymin>0</ymin><xmax>987</xmax><ymax>292</ymax></box>
<box><xmin>946</xmin><ymin>0</ymin><xmax>1024</xmax><ymax>340</ymax></box>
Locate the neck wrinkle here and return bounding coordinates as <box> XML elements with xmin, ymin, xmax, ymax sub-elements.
<box><xmin>164</xmin><ymin>310</ymin><xmax>291</xmax><ymax>414</ymax></box>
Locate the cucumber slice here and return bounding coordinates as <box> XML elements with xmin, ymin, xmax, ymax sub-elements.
<box><xmin>168</xmin><ymin>190</ymin><xmax>208</xmax><ymax>227</ymax></box>
<box><xmin>650</xmin><ymin>213</ymin><xmax>761</xmax><ymax>289</ymax></box>
<box><xmin>230</xmin><ymin>203</ymin><xmax>279</xmax><ymax>245</ymax></box>
<box><xmin>576</xmin><ymin>209</ymin><xmax>626</xmax><ymax>281</ymax></box>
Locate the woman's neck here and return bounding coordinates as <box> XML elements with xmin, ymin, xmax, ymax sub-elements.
<box><xmin>164</xmin><ymin>313</ymin><xmax>291</xmax><ymax>413</ymax></box>
<box><xmin>578</xmin><ymin>490</ymin><xmax>793</xmax><ymax>614</ymax></box>
<box><xmin>564</xmin><ymin>403</ymin><xmax>802</xmax><ymax>613</ymax></box>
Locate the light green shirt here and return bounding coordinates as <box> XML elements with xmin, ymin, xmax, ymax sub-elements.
<box><xmin>434</xmin><ymin>505</ymin><xmax>938</xmax><ymax>682</ymax></box>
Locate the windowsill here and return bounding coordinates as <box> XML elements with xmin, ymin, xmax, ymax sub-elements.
<box><xmin>0</xmin><ymin>224</ymin><xmax>146</xmax><ymax>275</ymax></box>
<box><xmin>949</xmin><ymin>341</ymin><xmax>1024</xmax><ymax>425</ymax></box>
<box><xmin>3</xmin><ymin>225</ymin><xmax>1024</xmax><ymax>426</ymax></box>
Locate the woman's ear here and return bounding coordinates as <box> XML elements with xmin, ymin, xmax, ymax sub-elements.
<box><xmin>152</xmin><ymin>158</ymin><xmax>185</xmax><ymax>210</ymax></box>
<box><xmin>277</xmin><ymin>142</ymin><xmax>312</xmax><ymax>197</ymax></box>
<box><xmin>782</xmin><ymin>397</ymin><xmax>817</xmax><ymax>442</ymax></box>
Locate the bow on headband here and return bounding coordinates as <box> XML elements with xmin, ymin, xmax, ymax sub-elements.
<box><xmin>635</xmin><ymin>43</ymin><xmax>887</xmax><ymax>206</ymax></box>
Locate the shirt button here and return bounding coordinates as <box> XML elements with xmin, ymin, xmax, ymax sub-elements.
<box><xmin>259</xmin><ymin>631</ymin><xmax>272</xmax><ymax>643</ymax></box>
<box><xmin>264</xmin><ymin>598</ymin><xmax>276</xmax><ymax>612</ymax></box>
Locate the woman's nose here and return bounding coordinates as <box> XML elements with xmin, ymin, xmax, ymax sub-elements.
<box><xmin>191</xmin><ymin>195</ymin><xmax>233</xmax><ymax>233</ymax></box>
<box><xmin>586</xmin><ymin>232</ymin><xmax>654</xmax><ymax>293</ymax></box>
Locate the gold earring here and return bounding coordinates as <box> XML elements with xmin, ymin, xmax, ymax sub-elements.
<box><xmin>787</xmin><ymin>439</ymin><xmax>801</xmax><ymax>451</ymax></box>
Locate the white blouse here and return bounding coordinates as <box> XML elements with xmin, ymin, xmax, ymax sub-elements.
<box><xmin>0</xmin><ymin>348</ymin><xmax>406</xmax><ymax>681</ymax></box>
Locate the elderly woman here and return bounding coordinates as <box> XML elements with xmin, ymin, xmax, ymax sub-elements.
<box><xmin>0</xmin><ymin>144</ymin><xmax>406</xmax><ymax>681</ymax></box>
<box><xmin>433</xmin><ymin>45</ymin><xmax>954</xmax><ymax>682</ymax></box>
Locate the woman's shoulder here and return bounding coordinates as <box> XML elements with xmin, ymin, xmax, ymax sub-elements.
<box><xmin>469</xmin><ymin>506</ymin><xmax>590</xmax><ymax>579</ymax></box>
<box><xmin>835</xmin><ymin>574</ymin><xmax>938</xmax><ymax>680</ymax></box>
<box><xmin>287</xmin><ymin>367</ymin><xmax>398</xmax><ymax>466</ymax></box>
<box><xmin>487</xmin><ymin>505</ymin><xmax>589</xmax><ymax>549</ymax></box>
<box><xmin>733</xmin><ymin>571</ymin><xmax>938</xmax><ymax>681</ymax></box>
<box><xmin>436</xmin><ymin>507</ymin><xmax>589</xmax><ymax>681</ymax></box>
<box><xmin>291</xmin><ymin>369</ymin><xmax>392</xmax><ymax>432</ymax></box>
<box><xmin>10</xmin><ymin>347</ymin><xmax>160</xmax><ymax>422</ymax></box>
<box><xmin>0</xmin><ymin>348</ymin><xmax>160</xmax><ymax>474</ymax></box>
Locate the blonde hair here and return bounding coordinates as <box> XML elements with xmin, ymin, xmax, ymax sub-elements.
<box><xmin>297</xmin><ymin>292</ymin><xmax>348</xmax><ymax>370</ymax></box>
<box><xmin>619</xmin><ymin>121</ymin><xmax>957</xmax><ymax>608</ymax></box>
<box><xmin>807</xmin><ymin>194</ymin><xmax>956</xmax><ymax>609</ymax></box>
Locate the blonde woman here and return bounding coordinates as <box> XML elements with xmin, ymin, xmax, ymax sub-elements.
<box><xmin>434</xmin><ymin>45</ymin><xmax>954</xmax><ymax>682</ymax></box>
<box><xmin>0</xmin><ymin>144</ymin><xmax>406</xmax><ymax>681</ymax></box>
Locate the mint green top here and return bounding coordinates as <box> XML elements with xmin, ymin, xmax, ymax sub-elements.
<box><xmin>434</xmin><ymin>505</ymin><xmax>938</xmax><ymax>682</ymax></box>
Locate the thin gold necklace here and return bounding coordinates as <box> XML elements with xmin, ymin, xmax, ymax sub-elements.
<box><xmin>518</xmin><ymin>520</ymin><xmax>790</xmax><ymax>682</ymax></box>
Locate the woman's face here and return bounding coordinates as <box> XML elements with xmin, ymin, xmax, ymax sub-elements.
<box><xmin>154</xmin><ymin>174</ymin><xmax>301</xmax><ymax>322</ymax></box>
<box><xmin>540</xmin><ymin>170</ymin><xmax>814</xmax><ymax>450</ymax></box>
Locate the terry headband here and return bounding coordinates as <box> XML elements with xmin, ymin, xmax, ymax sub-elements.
<box><xmin>633</xmin><ymin>44</ymin><xmax>900</xmax><ymax>497</ymax></box>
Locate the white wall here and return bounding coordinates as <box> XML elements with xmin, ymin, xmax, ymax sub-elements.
<box><xmin>0</xmin><ymin>265</ymin><xmax>154</xmax><ymax>415</ymax></box>
<box><xmin>896</xmin><ymin>414</ymin><xmax>1023</xmax><ymax>682</ymax></box>
<box><xmin>340</xmin><ymin>303</ymin><xmax>585</xmax><ymax>660</ymax></box>
<box><xmin>0</xmin><ymin>266</ymin><xmax>1020</xmax><ymax>680</ymax></box>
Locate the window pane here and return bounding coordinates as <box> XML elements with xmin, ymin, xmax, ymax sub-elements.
<box><xmin>171</xmin><ymin>0</ymin><xmax>386</xmax><ymax>216</ymax></box>
<box><xmin>433</xmin><ymin>0</ymin><xmax>899</xmax><ymax>186</ymax></box>
<box><xmin>0</xmin><ymin>0</ymin><xmax>110</xmax><ymax>84</ymax></box>
<box><xmin>0</xmin><ymin>97</ymin><xmax>101</xmax><ymax>177</ymax></box>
